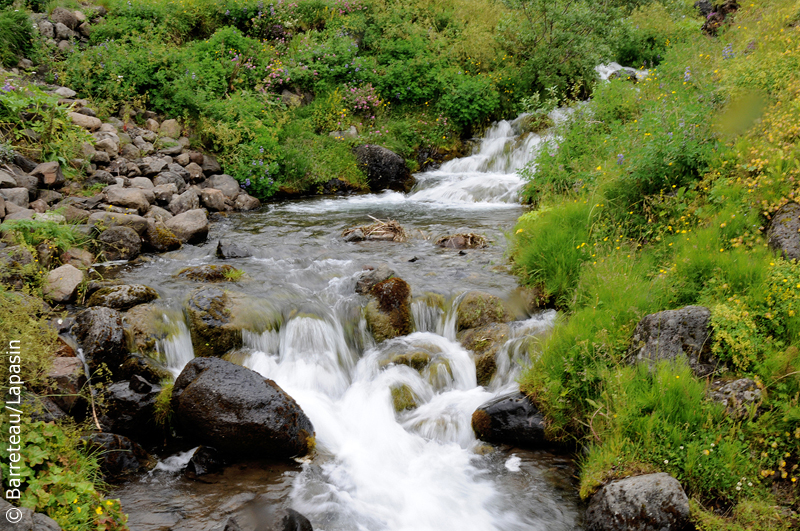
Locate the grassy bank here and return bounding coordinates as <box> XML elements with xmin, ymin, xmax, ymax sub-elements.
<box><xmin>512</xmin><ymin>1</ymin><xmax>800</xmax><ymax>527</ymax></box>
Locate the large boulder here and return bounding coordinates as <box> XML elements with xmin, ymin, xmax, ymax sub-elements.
<box><xmin>204</xmin><ymin>174</ymin><xmax>241</xmax><ymax>199</ymax></box>
<box><xmin>72</xmin><ymin>307</ymin><xmax>127</xmax><ymax>374</ymax></box>
<box><xmin>89</xmin><ymin>211</ymin><xmax>148</xmax><ymax>235</ymax></box>
<box><xmin>456</xmin><ymin>291</ymin><xmax>512</xmax><ymax>331</ymax></box>
<box><xmin>82</xmin><ymin>432</ymin><xmax>155</xmax><ymax>481</ymax></box>
<box><xmin>628</xmin><ymin>305</ymin><xmax>719</xmax><ymax>376</ymax></box>
<box><xmin>172</xmin><ymin>357</ymin><xmax>315</xmax><ymax>457</ymax></box>
<box><xmin>98</xmin><ymin>226</ymin><xmax>142</xmax><ymax>261</ymax></box>
<box><xmin>767</xmin><ymin>201</ymin><xmax>800</xmax><ymax>260</ymax></box>
<box><xmin>365</xmin><ymin>277</ymin><xmax>412</xmax><ymax>343</ymax></box>
<box><xmin>585</xmin><ymin>473</ymin><xmax>690</xmax><ymax>531</ymax></box>
<box><xmin>105</xmin><ymin>187</ymin><xmax>151</xmax><ymax>214</ymax></box>
<box><xmin>185</xmin><ymin>287</ymin><xmax>243</xmax><ymax>357</ymax></box>
<box><xmin>87</xmin><ymin>284</ymin><xmax>159</xmax><ymax>311</ymax></box>
<box><xmin>165</xmin><ymin>209</ymin><xmax>209</xmax><ymax>244</ymax></box>
<box><xmin>471</xmin><ymin>392</ymin><xmax>547</xmax><ymax>448</ymax></box>
<box><xmin>353</xmin><ymin>145</ymin><xmax>415</xmax><ymax>192</ymax></box>
<box><xmin>42</xmin><ymin>264</ymin><xmax>84</xmax><ymax>304</ymax></box>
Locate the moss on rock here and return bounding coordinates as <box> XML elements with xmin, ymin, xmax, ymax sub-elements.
<box><xmin>390</xmin><ymin>384</ymin><xmax>418</xmax><ymax>412</ymax></box>
<box><xmin>177</xmin><ymin>264</ymin><xmax>242</xmax><ymax>283</ymax></box>
<box><xmin>366</xmin><ymin>277</ymin><xmax>412</xmax><ymax>342</ymax></box>
<box><xmin>456</xmin><ymin>291</ymin><xmax>512</xmax><ymax>331</ymax></box>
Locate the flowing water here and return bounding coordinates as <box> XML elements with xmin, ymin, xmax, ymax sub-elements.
<box><xmin>110</xmin><ymin>113</ymin><xmax>585</xmax><ymax>531</ymax></box>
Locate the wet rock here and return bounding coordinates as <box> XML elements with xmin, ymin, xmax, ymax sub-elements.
<box><xmin>87</xmin><ymin>284</ymin><xmax>159</xmax><ymax>311</ymax></box>
<box><xmin>165</xmin><ymin>209</ymin><xmax>209</xmax><ymax>244</ymax></box>
<box><xmin>355</xmin><ymin>264</ymin><xmax>395</xmax><ymax>294</ymax></box>
<box><xmin>353</xmin><ymin>144</ymin><xmax>415</xmax><ymax>193</ymax></box>
<box><xmin>98</xmin><ymin>225</ymin><xmax>142</xmax><ymax>261</ymax></box>
<box><xmin>585</xmin><ymin>473</ymin><xmax>690</xmax><ymax>531</ymax></box>
<box><xmin>628</xmin><ymin>305</ymin><xmax>719</xmax><ymax>376</ymax></box>
<box><xmin>31</xmin><ymin>161</ymin><xmax>65</xmax><ymax>189</ymax></box>
<box><xmin>459</xmin><ymin>323</ymin><xmax>511</xmax><ymax>386</ymax></box>
<box><xmin>89</xmin><ymin>211</ymin><xmax>148</xmax><ymax>235</ymax></box>
<box><xmin>390</xmin><ymin>383</ymin><xmax>419</xmax><ymax>412</ymax></box>
<box><xmin>708</xmin><ymin>378</ymin><xmax>763</xmax><ymax>418</ymax></box>
<box><xmin>280</xmin><ymin>509</ymin><xmax>314</xmax><ymax>531</ymax></box>
<box><xmin>0</xmin><ymin>498</ymin><xmax>62</xmax><ymax>531</ymax></box>
<box><xmin>143</xmin><ymin>219</ymin><xmax>182</xmax><ymax>253</ymax></box>
<box><xmin>471</xmin><ymin>392</ymin><xmax>547</xmax><ymax>448</ymax></box>
<box><xmin>172</xmin><ymin>357</ymin><xmax>315</xmax><ymax>457</ymax></box>
<box><xmin>119</xmin><ymin>352</ymin><xmax>171</xmax><ymax>384</ymax></box>
<box><xmin>82</xmin><ymin>432</ymin><xmax>155</xmax><ymax>481</ymax></box>
<box><xmin>46</xmin><ymin>357</ymin><xmax>86</xmax><ymax>413</ymax></box>
<box><xmin>177</xmin><ymin>264</ymin><xmax>241</xmax><ymax>282</ymax></box>
<box><xmin>767</xmin><ymin>201</ymin><xmax>800</xmax><ymax>260</ymax></box>
<box><xmin>216</xmin><ymin>239</ymin><xmax>252</xmax><ymax>259</ymax></box>
<box><xmin>105</xmin><ymin>187</ymin><xmax>151</xmax><ymax>214</ymax></box>
<box><xmin>73</xmin><ymin>307</ymin><xmax>127</xmax><ymax>374</ymax></box>
<box><xmin>456</xmin><ymin>291</ymin><xmax>512</xmax><ymax>331</ymax></box>
<box><xmin>436</xmin><ymin>233</ymin><xmax>487</xmax><ymax>249</ymax></box>
<box><xmin>184</xmin><ymin>446</ymin><xmax>225</xmax><ymax>480</ymax></box>
<box><xmin>343</xmin><ymin>228</ymin><xmax>365</xmax><ymax>242</ymax></box>
<box><xmin>234</xmin><ymin>193</ymin><xmax>261</xmax><ymax>211</ymax></box>
<box><xmin>365</xmin><ymin>278</ymin><xmax>412</xmax><ymax>342</ymax></box>
<box><xmin>100</xmin><ymin>378</ymin><xmax>162</xmax><ymax>442</ymax></box>
<box><xmin>42</xmin><ymin>264</ymin><xmax>84</xmax><ymax>304</ymax></box>
<box><xmin>185</xmin><ymin>287</ymin><xmax>244</xmax><ymax>357</ymax></box>
<box><xmin>121</xmin><ymin>303</ymin><xmax>163</xmax><ymax>354</ymax></box>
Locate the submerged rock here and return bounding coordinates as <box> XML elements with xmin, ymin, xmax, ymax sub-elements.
<box><xmin>585</xmin><ymin>473</ymin><xmax>690</xmax><ymax>531</ymax></box>
<box><xmin>471</xmin><ymin>392</ymin><xmax>547</xmax><ymax>448</ymax></box>
<box><xmin>390</xmin><ymin>383</ymin><xmax>418</xmax><ymax>412</ymax></box>
<box><xmin>456</xmin><ymin>291</ymin><xmax>512</xmax><ymax>331</ymax></box>
<box><xmin>185</xmin><ymin>287</ymin><xmax>244</xmax><ymax>357</ymax></box>
<box><xmin>184</xmin><ymin>446</ymin><xmax>225</xmax><ymax>480</ymax></box>
<box><xmin>177</xmin><ymin>264</ymin><xmax>241</xmax><ymax>282</ymax></box>
<box><xmin>365</xmin><ymin>277</ymin><xmax>412</xmax><ymax>342</ymax></box>
<box><xmin>82</xmin><ymin>432</ymin><xmax>155</xmax><ymax>481</ymax></box>
<box><xmin>459</xmin><ymin>323</ymin><xmax>511</xmax><ymax>386</ymax></box>
<box><xmin>172</xmin><ymin>357</ymin><xmax>315</xmax><ymax>457</ymax></box>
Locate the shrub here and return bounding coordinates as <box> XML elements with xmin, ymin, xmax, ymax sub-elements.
<box><xmin>0</xmin><ymin>9</ymin><xmax>35</xmax><ymax>68</ymax></box>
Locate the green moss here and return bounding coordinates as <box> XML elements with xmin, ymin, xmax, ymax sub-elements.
<box><xmin>390</xmin><ymin>384</ymin><xmax>418</xmax><ymax>412</ymax></box>
<box><xmin>456</xmin><ymin>291</ymin><xmax>512</xmax><ymax>331</ymax></box>
<box><xmin>366</xmin><ymin>278</ymin><xmax>412</xmax><ymax>342</ymax></box>
<box><xmin>474</xmin><ymin>352</ymin><xmax>497</xmax><ymax>387</ymax></box>
<box><xmin>177</xmin><ymin>264</ymin><xmax>242</xmax><ymax>283</ymax></box>
<box><xmin>153</xmin><ymin>381</ymin><xmax>174</xmax><ymax>428</ymax></box>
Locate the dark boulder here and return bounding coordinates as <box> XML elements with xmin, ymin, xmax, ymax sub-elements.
<box><xmin>217</xmin><ymin>239</ymin><xmax>252</xmax><ymax>259</ymax></box>
<box><xmin>184</xmin><ymin>446</ymin><xmax>225</xmax><ymax>480</ymax></box>
<box><xmin>87</xmin><ymin>284</ymin><xmax>159</xmax><ymax>311</ymax></box>
<box><xmin>82</xmin><ymin>433</ymin><xmax>155</xmax><ymax>481</ymax></box>
<box><xmin>98</xmin><ymin>226</ymin><xmax>142</xmax><ymax>261</ymax></box>
<box><xmin>767</xmin><ymin>201</ymin><xmax>800</xmax><ymax>260</ymax></box>
<box><xmin>99</xmin><ymin>377</ymin><xmax>162</xmax><ymax>443</ymax></box>
<box><xmin>628</xmin><ymin>305</ymin><xmax>720</xmax><ymax>376</ymax></box>
<box><xmin>280</xmin><ymin>509</ymin><xmax>313</xmax><ymax>531</ymax></box>
<box><xmin>45</xmin><ymin>357</ymin><xmax>86</xmax><ymax>414</ymax></box>
<box><xmin>171</xmin><ymin>357</ymin><xmax>315</xmax><ymax>457</ymax></box>
<box><xmin>365</xmin><ymin>277</ymin><xmax>412</xmax><ymax>342</ymax></box>
<box><xmin>585</xmin><ymin>473</ymin><xmax>690</xmax><ymax>531</ymax></box>
<box><xmin>353</xmin><ymin>144</ymin><xmax>415</xmax><ymax>193</ymax></box>
<box><xmin>72</xmin><ymin>307</ymin><xmax>127</xmax><ymax>375</ymax></box>
<box><xmin>471</xmin><ymin>392</ymin><xmax>547</xmax><ymax>448</ymax></box>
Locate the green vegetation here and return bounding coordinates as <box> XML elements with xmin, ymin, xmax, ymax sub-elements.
<box><xmin>0</xmin><ymin>8</ymin><xmax>36</xmax><ymax>67</ymax></box>
<box><xmin>513</xmin><ymin>0</ymin><xmax>800</xmax><ymax>526</ymax></box>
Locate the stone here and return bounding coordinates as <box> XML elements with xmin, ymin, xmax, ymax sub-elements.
<box><xmin>184</xmin><ymin>287</ymin><xmax>243</xmax><ymax>357</ymax></box>
<box><xmin>460</xmin><ymin>323</ymin><xmax>511</xmax><ymax>386</ymax></box>
<box><xmin>188</xmin><ymin>152</ymin><xmax>205</xmax><ymax>165</ymax></box>
<box><xmin>37</xmin><ymin>19</ymin><xmax>55</xmax><ymax>39</ymax></box>
<box><xmin>767</xmin><ymin>201</ymin><xmax>800</xmax><ymax>260</ymax></box>
<box><xmin>54</xmin><ymin>22</ymin><xmax>76</xmax><ymax>40</ymax></box>
<box><xmin>78</xmin><ymin>21</ymin><xmax>92</xmax><ymax>37</ymax></box>
<box><xmin>156</xmin><ymin>137</ymin><xmax>182</xmax><ymax>156</ymax></box>
<box><xmin>89</xmin><ymin>211</ymin><xmax>149</xmax><ymax>235</ymax></box>
<box><xmin>175</xmin><ymin>153</ymin><xmax>191</xmax><ymax>166</ymax></box>
<box><xmin>708</xmin><ymin>378</ymin><xmax>763</xmax><ymax>418</ymax></box>
<box><xmin>202</xmin><ymin>154</ymin><xmax>222</xmax><ymax>174</ymax></box>
<box><xmin>353</xmin><ymin>144</ymin><xmax>415</xmax><ymax>193</ymax></box>
<box><xmin>365</xmin><ymin>278</ymin><xmax>412</xmax><ymax>342</ymax></box>
<box><xmin>281</xmin><ymin>89</ymin><xmax>302</xmax><ymax>107</ymax></box>
<box><xmin>95</xmin><ymin>137</ymin><xmax>119</xmax><ymax>156</ymax></box>
<box><xmin>43</xmin><ymin>264</ymin><xmax>84</xmax><ymax>304</ymax></box>
<box><xmin>329</xmin><ymin>125</ymin><xmax>359</xmax><ymax>139</ymax></box>
<box><xmin>234</xmin><ymin>193</ymin><xmax>261</xmax><ymax>211</ymax></box>
<box><xmin>141</xmin><ymin>159</ymin><xmax>168</xmax><ymax>176</ymax></box>
<box><xmin>68</xmin><ymin>111</ymin><xmax>101</xmax><ymax>131</ymax></box>
<box><xmin>205</xmin><ymin>174</ymin><xmax>240</xmax><ymax>199</ymax></box>
<box><xmin>628</xmin><ymin>305</ymin><xmax>720</xmax><ymax>376</ymax></box>
<box><xmin>72</xmin><ymin>307</ymin><xmax>127</xmax><ymax>374</ymax></box>
<box><xmin>0</xmin><ymin>196</ymin><xmax>4</xmax><ymax>219</ymax></box>
<box><xmin>0</xmin><ymin>498</ymin><xmax>62</xmax><ymax>531</ymax></box>
<box><xmin>46</xmin><ymin>357</ymin><xmax>86</xmax><ymax>413</ymax></box>
<box><xmin>184</xmin><ymin>446</ymin><xmax>225</xmax><ymax>480</ymax></box>
<box><xmin>119</xmin><ymin>352</ymin><xmax>171</xmax><ymax>383</ymax></box>
<box><xmin>87</xmin><ymin>284</ymin><xmax>159</xmax><ymax>311</ymax></box>
<box><xmin>159</xmin><ymin>119</ymin><xmax>181</xmax><ymax>139</ymax></box>
<box><xmin>200</xmin><ymin>188</ymin><xmax>229</xmax><ymax>211</ymax></box>
<box><xmin>30</xmin><ymin>161</ymin><xmax>65</xmax><ymax>188</ymax></box>
<box><xmin>184</xmin><ymin>162</ymin><xmax>204</xmax><ymax>182</ymax></box>
<box><xmin>216</xmin><ymin>239</ymin><xmax>252</xmax><ymax>259</ymax></box>
<box><xmin>153</xmin><ymin>183</ymin><xmax>178</xmax><ymax>204</ymax></box>
<box><xmin>4</xmin><ymin>209</ymin><xmax>34</xmax><ymax>221</ymax></box>
<box><xmin>471</xmin><ymin>392</ymin><xmax>547</xmax><ymax>447</ymax></box>
<box><xmin>0</xmin><ymin>169</ymin><xmax>17</xmax><ymax>188</ymax></box>
<box><xmin>33</xmin><ymin>212</ymin><xmax>66</xmax><ymax>223</ymax></box>
<box><xmin>436</xmin><ymin>233</ymin><xmax>487</xmax><ymax>249</ymax></box>
<box><xmin>120</xmin><ymin>143</ymin><xmax>141</xmax><ymax>160</ymax></box>
<box><xmin>51</xmin><ymin>7</ymin><xmax>79</xmax><ymax>30</ymax></box>
<box><xmin>168</xmin><ymin>188</ymin><xmax>200</xmax><ymax>215</ymax></box>
<box><xmin>144</xmin><ymin>205</ymin><xmax>173</xmax><ymax>222</ymax></box>
<box><xmin>585</xmin><ymin>473</ymin><xmax>690</xmax><ymax>531</ymax></box>
<box><xmin>105</xmin><ymin>187</ymin><xmax>151</xmax><ymax>214</ymax></box>
<box><xmin>98</xmin><ymin>226</ymin><xmax>142</xmax><ymax>261</ymax></box>
<box><xmin>153</xmin><ymin>171</ymin><xmax>187</xmax><ymax>193</ymax></box>
<box><xmin>456</xmin><ymin>291</ymin><xmax>512</xmax><ymax>331</ymax></box>
<box><xmin>177</xmin><ymin>264</ymin><xmax>240</xmax><ymax>282</ymax></box>
<box><xmin>99</xmin><ymin>379</ymin><xmax>163</xmax><ymax>443</ymax></box>
<box><xmin>82</xmin><ymin>433</ymin><xmax>154</xmax><ymax>481</ymax></box>
<box><xmin>143</xmin><ymin>219</ymin><xmax>182</xmax><ymax>253</ymax></box>
<box><xmin>146</xmin><ymin>118</ymin><xmax>159</xmax><ymax>132</ymax></box>
<box><xmin>356</xmin><ymin>264</ymin><xmax>395</xmax><ymax>294</ymax></box>
<box><xmin>130</xmin><ymin>176</ymin><xmax>154</xmax><ymax>190</ymax></box>
<box><xmin>60</xmin><ymin>247</ymin><xmax>94</xmax><ymax>268</ymax></box>
<box><xmin>37</xmin><ymin>189</ymin><xmax>63</xmax><ymax>205</ymax></box>
<box><xmin>11</xmin><ymin>169</ymin><xmax>38</xmax><ymax>195</ymax></box>
<box><xmin>29</xmin><ymin>199</ymin><xmax>47</xmax><ymax>213</ymax></box>
<box><xmin>165</xmin><ymin>209</ymin><xmax>209</xmax><ymax>244</ymax></box>
<box><xmin>87</xmin><ymin>169</ymin><xmax>116</xmax><ymax>186</ymax></box>
<box><xmin>1</xmin><ymin>187</ymin><xmax>30</xmax><ymax>207</ymax></box>
<box><xmin>172</xmin><ymin>357</ymin><xmax>315</xmax><ymax>457</ymax></box>
<box><xmin>91</xmin><ymin>151</ymin><xmax>111</xmax><ymax>164</ymax></box>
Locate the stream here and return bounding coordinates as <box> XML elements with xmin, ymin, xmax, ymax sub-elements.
<box><xmin>109</xmin><ymin>113</ymin><xmax>586</xmax><ymax>531</ymax></box>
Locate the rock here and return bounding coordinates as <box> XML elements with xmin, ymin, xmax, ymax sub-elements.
<box><xmin>585</xmin><ymin>473</ymin><xmax>690</xmax><ymax>531</ymax></box>
<box><xmin>98</xmin><ymin>226</ymin><xmax>142</xmax><ymax>261</ymax></box>
<box><xmin>72</xmin><ymin>307</ymin><xmax>126</xmax><ymax>374</ymax></box>
<box><xmin>105</xmin><ymin>187</ymin><xmax>151</xmax><ymax>214</ymax></box>
<box><xmin>202</xmin><ymin>154</ymin><xmax>222</xmax><ymax>174</ymax></box>
<box><xmin>216</xmin><ymin>239</ymin><xmax>252</xmax><ymax>259</ymax></box>
<box><xmin>91</xmin><ymin>150</ymin><xmax>110</xmax><ymax>164</ymax></box>
<box><xmin>279</xmin><ymin>509</ymin><xmax>314</xmax><ymax>531</ymax></box>
<box><xmin>200</xmin><ymin>188</ymin><xmax>230</xmax><ymax>211</ymax></box>
<box><xmin>0</xmin><ymin>196</ymin><xmax>5</xmax><ymax>218</ymax></box>
<box><xmin>77</xmin><ymin>21</ymin><xmax>92</xmax><ymax>37</ymax></box>
<box><xmin>87</xmin><ymin>284</ymin><xmax>159</xmax><ymax>311</ymax></box>
<box><xmin>330</xmin><ymin>125</ymin><xmax>358</xmax><ymax>139</ymax></box>
<box><xmin>0</xmin><ymin>169</ymin><xmax>17</xmax><ymax>188</ymax></box>
<box><xmin>471</xmin><ymin>392</ymin><xmax>547</xmax><ymax>447</ymax></box>
<box><xmin>165</xmin><ymin>209</ymin><xmax>209</xmax><ymax>244</ymax></box>
<box><xmin>355</xmin><ymin>264</ymin><xmax>395</xmax><ymax>294</ymax></box>
<box><xmin>234</xmin><ymin>193</ymin><xmax>261</xmax><ymax>211</ymax></box>
<box><xmin>30</xmin><ymin>161</ymin><xmax>65</xmax><ymax>189</ymax></box>
<box><xmin>205</xmin><ymin>174</ymin><xmax>241</xmax><ymax>199</ymax></box>
<box><xmin>141</xmin><ymin>159</ymin><xmax>168</xmax><ymax>176</ymax></box>
<box><xmin>51</xmin><ymin>7</ymin><xmax>79</xmax><ymax>30</ymax></box>
<box><xmin>185</xmin><ymin>287</ymin><xmax>243</xmax><ymax>357</ymax></box>
<box><xmin>67</xmin><ymin>111</ymin><xmax>101</xmax><ymax>131</ymax></box>
<box><xmin>153</xmin><ymin>183</ymin><xmax>178</xmax><ymax>204</ymax></box>
<box><xmin>43</xmin><ymin>264</ymin><xmax>84</xmax><ymax>304</ymax></box>
<box><xmin>120</xmin><ymin>143</ymin><xmax>141</xmax><ymax>160</ymax></box>
<box><xmin>353</xmin><ymin>144</ymin><xmax>415</xmax><ymax>193</ymax></box>
<box><xmin>178</xmin><ymin>264</ymin><xmax>241</xmax><ymax>282</ymax></box>
<box><xmin>82</xmin><ymin>433</ymin><xmax>154</xmax><ymax>481</ymax></box>
<box><xmin>95</xmin><ymin>137</ymin><xmax>119</xmax><ymax>156</ymax></box>
<box><xmin>0</xmin><ymin>498</ymin><xmax>62</xmax><ymax>531</ymax></box>
<box><xmin>436</xmin><ymin>233</ymin><xmax>487</xmax><ymax>249</ymax></box>
<box><xmin>628</xmin><ymin>305</ymin><xmax>719</xmax><ymax>376</ymax></box>
<box><xmin>390</xmin><ymin>383</ymin><xmax>419</xmax><ymax>412</ymax></box>
<box><xmin>456</xmin><ymin>291</ymin><xmax>512</xmax><ymax>331</ymax></box>
<box><xmin>13</xmin><ymin>153</ymin><xmax>37</xmax><ymax>173</ymax></box>
<box><xmin>188</xmin><ymin>152</ymin><xmax>205</xmax><ymax>165</ymax></box>
<box><xmin>143</xmin><ymin>219</ymin><xmax>182</xmax><ymax>252</ymax></box>
<box><xmin>87</xmin><ymin>169</ymin><xmax>116</xmax><ymax>186</ymax></box>
<box><xmin>37</xmin><ymin>189</ymin><xmax>63</xmax><ymax>205</ymax></box>
<box><xmin>168</xmin><ymin>189</ymin><xmax>199</xmax><ymax>215</ymax></box>
<box><xmin>172</xmin><ymin>357</ymin><xmax>315</xmax><ymax>457</ymax></box>
<box><xmin>11</xmin><ymin>169</ymin><xmax>38</xmax><ymax>196</ymax></box>
<box><xmin>145</xmin><ymin>205</ymin><xmax>174</xmax><ymax>222</ymax></box>
<box><xmin>4</xmin><ymin>209</ymin><xmax>34</xmax><ymax>221</ymax></box>
<box><xmin>281</xmin><ymin>89</ymin><xmax>303</xmax><ymax>107</ymax></box>
<box><xmin>99</xmin><ymin>379</ymin><xmax>162</xmax><ymax>442</ymax></box>
<box><xmin>54</xmin><ymin>22</ymin><xmax>77</xmax><ymax>40</ymax></box>
<box><xmin>33</xmin><ymin>212</ymin><xmax>66</xmax><ymax>224</ymax></box>
<box><xmin>184</xmin><ymin>161</ymin><xmax>204</xmax><ymax>182</ymax></box>
<box><xmin>129</xmin><ymin>177</ymin><xmax>154</xmax><ymax>190</ymax></box>
<box><xmin>459</xmin><ymin>323</ymin><xmax>511</xmax><ymax>386</ymax></box>
<box><xmin>29</xmin><ymin>199</ymin><xmax>47</xmax><ymax>213</ymax></box>
<box><xmin>121</xmin><ymin>304</ymin><xmax>162</xmax><ymax>354</ymax></box>
<box><xmin>175</xmin><ymin>153</ymin><xmax>191</xmax><ymax>166</ymax></box>
<box><xmin>1</xmin><ymin>187</ymin><xmax>30</xmax><ymax>207</ymax></box>
<box><xmin>767</xmin><ymin>201</ymin><xmax>800</xmax><ymax>260</ymax></box>
<box><xmin>146</xmin><ymin>118</ymin><xmax>159</xmax><ymax>132</ymax></box>
<box><xmin>156</xmin><ymin>137</ymin><xmax>182</xmax><ymax>155</ymax></box>
<box><xmin>708</xmin><ymin>378</ymin><xmax>763</xmax><ymax>418</ymax></box>
<box><xmin>159</xmin><ymin>119</ymin><xmax>182</xmax><ymax>139</ymax></box>
<box><xmin>45</xmin><ymin>357</ymin><xmax>86</xmax><ymax>413</ymax></box>
<box><xmin>37</xmin><ymin>19</ymin><xmax>55</xmax><ymax>39</ymax></box>
<box><xmin>119</xmin><ymin>352</ymin><xmax>171</xmax><ymax>383</ymax></box>
<box><xmin>184</xmin><ymin>446</ymin><xmax>225</xmax><ymax>480</ymax></box>
<box><xmin>60</xmin><ymin>247</ymin><xmax>94</xmax><ymax>268</ymax></box>
<box><xmin>89</xmin><ymin>211</ymin><xmax>149</xmax><ymax>235</ymax></box>
<box><xmin>365</xmin><ymin>278</ymin><xmax>412</xmax><ymax>342</ymax></box>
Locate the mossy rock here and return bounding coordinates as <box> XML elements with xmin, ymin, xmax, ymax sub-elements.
<box><xmin>390</xmin><ymin>384</ymin><xmax>418</xmax><ymax>412</ymax></box>
<box><xmin>177</xmin><ymin>264</ymin><xmax>242</xmax><ymax>283</ymax></box>
<box><xmin>87</xmin><ymin>284</ymin><xmax>159</xmax><ymax>311</ymax></box>
<box><xmin>474</xmin><ymin>352</ymin><xmax>497</xmax><ymax>387</ymax></box>
<box><xmin>365</xmin><ymin>277</ymin><xmax>412</xmax><ymax>343</ymax></box>
<box><xmin>425</xmin><ymin>358</ymin><xmax>453</xmax><ymax>390</ymax></box>
<box><xmin>518</xmin><ymin>114</ymin><xmax>554</xmax><ymax>134</ymax></box>
<box><xmin>146</xmin><ymin>223</ymin><xmax>182</xmax><ymax>253</ymax></box>
<box><xmin>456</xmin><ymin>291</ymin><xmax>512</xmax><ymax>331</ymax></box>
<box><xmin>385</xmin><ymin>351</ymin><xmax>432</xmax><ymax>371</ymax></box>
<box><xmin>185</xmin><ymin>287</ymin><xmax>242</xmax><ymax>358</ymax></box>
<box><xmin>459</xmin><ymin>323</ymin><xmax>511</xmax><ymax>386</ymax></box>
<box><xmin>119</xmin><ymin>352</ymin><xmax>172</xmax><ymax>384</ymax></box>
<box><xmin>123</xmin><ymin>303</ymin><xmax>164</xmax><ymax>353</ymax></box>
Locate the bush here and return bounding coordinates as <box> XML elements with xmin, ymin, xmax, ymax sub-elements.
<box><xmin>0</xmin><ymin>9</ymin><xmax>35</xmax><ymax>68</ymax></box>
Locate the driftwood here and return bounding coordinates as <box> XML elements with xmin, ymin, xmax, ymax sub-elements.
<box><xmin>342</xmin><ymin>216</ymin><xmax>408</xmax><ymax>242</ymax></box>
